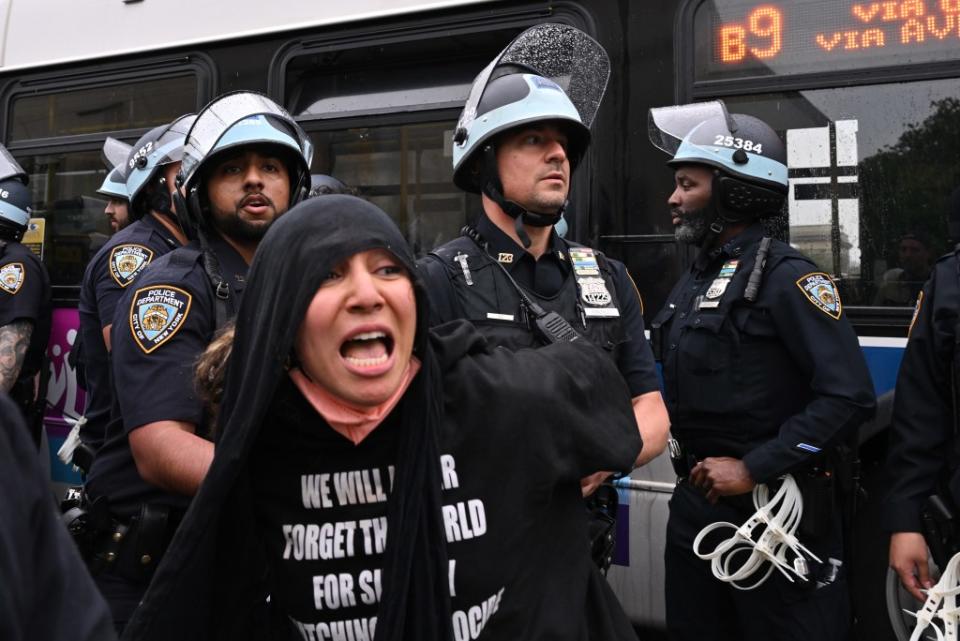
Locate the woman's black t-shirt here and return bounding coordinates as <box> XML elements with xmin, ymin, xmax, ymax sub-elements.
<box><xmin>254</xmin><ymin>368</ymin><xmax>637</xmax><ymax>641</ymax></box>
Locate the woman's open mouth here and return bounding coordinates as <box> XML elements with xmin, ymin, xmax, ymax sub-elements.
<box><xmin>340</xmin><ymin>330</ymin><xmax>395</xmax><ymax>369</ymax></box>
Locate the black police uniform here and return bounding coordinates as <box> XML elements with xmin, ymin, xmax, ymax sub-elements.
<box><xmin>83</xmin><ymin>233</ymin><xmax>247</xmax><ymax>632</ymax></box>
<box><xmin>0</xmin><ymin>239</ymin><xmax>51</xmax><ymax>443</ymax></box>
<box><xmin>883</xmin><ymin>251</ymin><xmax>960</xmax><ymax>536</ymax></box>
<box><xmin>418</xmin><ymin>215</ymin><xmax>660</xmax><ymax>396</ymax></box>
<box><xmin>77</xmin><ymin>214</ymin><xmax>181</xmax><ymax>455</ymax></box>
<box><xmin>651</xmin><ymin>223</ymin><xmax>875</xmax><ymax>641</ymax></box>
<box><xmin>0</xmin><ymin>394</ymin><xmax>117</xmax><ymax>641</ymax></box>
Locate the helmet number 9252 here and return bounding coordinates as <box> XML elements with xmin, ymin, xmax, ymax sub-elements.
<box><xmin>713</xmin><ymin>135</ymin><xmax>762</xmax><ymax>154</ymax></box>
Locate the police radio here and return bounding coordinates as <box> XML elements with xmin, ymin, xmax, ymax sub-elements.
<box><xmin>462</xmin><ymin>225</ymin><xmax>581</xmax><ymax>344</ymax></box>
<box><xmin>490</xmin><ymin>251</ymin><xmax>580</xmax><ymax>344</ymax></box>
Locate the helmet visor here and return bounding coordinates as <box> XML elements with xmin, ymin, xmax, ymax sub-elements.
<box><xmin>648</xmin><ymin>100</ymin><xmax>733</xmax><ymax>156</ymax></box>
<box><xmin>152</xmin><ymin>114</ymin><xmax>197</xmax><ymax>166</ymax></box>
<box><xmin>457</xmin><ymin>23</ymin><xmax>610</xmax><ymax>138</ymax></box>
<box><xmin>102</xmin><ymin>137</ymin><xmax>133</xmax><ymax>174</ymax></box>
<box><xmin>0</xmin><ymin>146</ymin><xmax>28</xmax><ymax>184</ymax></box>
<box><xmin>181</xmin><ymin>91</ymin><xmax>313</xmax><ymax>187</ymax></box>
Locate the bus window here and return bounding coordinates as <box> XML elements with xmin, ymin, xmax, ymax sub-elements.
<box><xmin>307</xmin><ymin>121</ymin><xmax>471</xmax><ymax>255</ymax></box>
<box><xmin>284</xmin><ymin>28</ymin><xmax>522</xmax><ymax>254</ymax></box>
<box><xmin>16</xmin><ymin>151</ymin><xmax>108</xmax><ymax>293</ymax></box>
<box><xmin>10</xmin><ymin>75</ymin><xmax>197</xmax><ymax>141</ymax></box>
<box><xmin>7</xmin><ymin>72</ymin><xmax>202</xmax><ymax>298</ymax></box>
<box><xmin>722</xmin><ymin>78</ymin><xmax>959</xmax><ymax>307</ymax></box>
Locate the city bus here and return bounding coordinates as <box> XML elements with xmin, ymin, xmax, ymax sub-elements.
<box><xmin>4</xmin><ymin>0</ymin><xmax>951</xmax><ymax>638</ymax></box>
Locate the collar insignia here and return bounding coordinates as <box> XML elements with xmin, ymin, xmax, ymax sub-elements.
<box><xmin>110</xmin><ymin>244</ymin><xmax>155</xmax><ymax>287</ymax></box>
<box><xmin>0</xmin><ymin>262</ymin><xmax>24</xmax><ymax>294</ymax></box>
<box><xmin>497</xmin><ymin>252</ymin><xmax>514</xmax><ymax>264</ymax></box>
<box><xmin>129</xmin><ymin>285</ymin><xmax>193</xmax><ymax>353</ymax></box>
<box><xmin>796</xmin><ymin>272</ymin><xmax>842</xmax><ymax>320</ymax></box>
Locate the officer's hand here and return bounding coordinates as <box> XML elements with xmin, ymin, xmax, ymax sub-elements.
<box><xmin>581</xmin><ymin>471</ymin><xmax>613</xmax><ymax>497</ymax></box>
<box><xmin>689</xmin><ymin>457</ymin><xmax>755</xmax><ymax>503</ymax></box>
<box><xmin>889</xmin><ymin>532</ymin><xmax>933</xmax><ymax>602</ymax></box>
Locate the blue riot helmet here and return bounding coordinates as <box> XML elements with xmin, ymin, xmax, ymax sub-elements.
<box><xmin>97</xmin><ymin>137</ymin><xmax>132</xmax><ymax>201</ymax></box>
<box><xmin>176</xmin><ymin>91</ymin><xmax>313</xmax><ymax>239</ymax></box>
<box><xmin>124</xmin><ymin>114</ymin><xmax>197</xmax><ymax>221</ymax></box>
<box><xmin>649</xmin><ymin>100</ymin><xmax>788</xmax><ymax>227</ymax></box>
<box><xmin>452</xmin><ymin>24</ymin><xmax>609</xmax><ymax>242</ymax></box>
<box><xmin>309</xmin><ymin>173</ymin><xmax>350</xmax><ymax>197</ymax></box>
<box><xmin>0</xmin><ymin>145</ymin><xmax>31</xmax><ymax>240</ymax></box>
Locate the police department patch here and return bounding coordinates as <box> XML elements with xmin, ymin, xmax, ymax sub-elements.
<box><xmin>129</xmin><ymin>285</ymin><xmax>192</xmax><ymax>353</ymax></box>
<box><xmin>0</xmin><ymin>262</ymin><xmax>24</xmax><ymax>294</ymax></box>
<box><xmin>109</xmin><ymin>244</ymin><xmax>154</xmax><ymax>287</ymax></box>
<box><xmin>796</xmin><ymin>272</ymin><xmax>842</xmax><ymax>320</ymax></box>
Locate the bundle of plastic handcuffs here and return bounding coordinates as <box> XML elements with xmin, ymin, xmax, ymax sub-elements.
<box><xmin>907</xmin><ymin>551</ymin><xmax>960</xmax><ymax>641</ymax></box>
<box><xmin>692</xmin><ymin>474</ymin><xmax>821</xmax><ymax>590</ymax></box>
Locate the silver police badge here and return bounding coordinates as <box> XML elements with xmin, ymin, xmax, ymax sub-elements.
<box><xmin>0</xmin><ymin>262</ymin><xmax>24</xmax><ymax>294</ymax></box>
<box><xmin>579</xmin><ymin>276</ymin><xmax>613</xmax><ymax>306</ymax></box>
<box><xmin>796</xmin><ymin>272</ymin><xmax>842</xmax><ymax>320</ymax></box>
<box><xmin>129</xmin><ymin>285</ymin><xmax>192</xmax><ymax>353</ymax></box>
<box><xmin>110</xmin><ymin>244</ymin><xmax>154</xmax><ymax>287</ymax></box>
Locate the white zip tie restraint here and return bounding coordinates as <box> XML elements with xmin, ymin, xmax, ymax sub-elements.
<box><xmin>56</xmin><ymin>414</ymin><xmax>86</xmax><ymax>467</ymax></box>
<box><xmin>692</xmin><ymin>474</ymin><xmax>821</xmax><ymax>590</ymax></box>
<box><xmin>906</xmin><ymin>551</ymin><xmax>960</xmax><ymax>641</ymax></box>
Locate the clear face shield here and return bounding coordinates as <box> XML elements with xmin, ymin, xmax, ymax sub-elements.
<box><xmin>647</xmin><ymin>100</ymin><xmax>734</xmax><ymax>157</ymax></box>
<box><xmin>454</xmin><ymin>23</ymin><xmax>611</xmax><ymax>143</ymax></box>
<box><xmin>152</xmin><ymin>114</ymin><xmax>198</xmax><ymax>166</ymax></box>
<box><xmin>180</xmin><ymin>91</ymin><xmax>313</xmax><ymax>189</ymax></box>
<box><xmin>0</xmin><ymin>146</ymin><xmax>28</xmax><ymax>184</ymax></box>
<box><xmin>102</xmin><ymin>137</ymin><xmax>133</xmax><ymax>176</ymax></box>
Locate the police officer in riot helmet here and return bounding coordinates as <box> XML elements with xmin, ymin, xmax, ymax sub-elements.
<box><xmin>73</xmin><ymin>117</ymin><xmax>195</xmax><ymax>469</ymax></box>
<box><xmin>648</xmin><ymin>101</ymin><xmax>875</xmax><ymax>641</ymax></box>
<box><xmin>0</xmin><ymin>147</ymin><xmax>51</xmax><ymax>445</ymax></box>
<box><xmin>420</xmin><ymin>27</ymin><xmax>669</xmax><ymax>507</ymax></box>
<box><xmin>97</xmin><ymin>137</ymin><xmax>132</xmax><ymax>233</ymax></box>
<box><xmin>884</xmin><ymin>186</ymin><xmax>960</xmax><ymax>606</ymax></box>
<box><xmin>82</xmin><ymin>92</ymin><xmax>311</xmax><ymax>634</ymax></box>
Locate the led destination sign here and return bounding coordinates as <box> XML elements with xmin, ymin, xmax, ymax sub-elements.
<box><xmin>695</xmin><ymin>1</ymin><xmax>960</xmax><ymax>81</ymax></box>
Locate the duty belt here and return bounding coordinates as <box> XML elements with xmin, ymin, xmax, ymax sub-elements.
<box><xmin>62</xmin><ymin>493</ymin><xmax>183</xmax><ymax>584</ymax></box>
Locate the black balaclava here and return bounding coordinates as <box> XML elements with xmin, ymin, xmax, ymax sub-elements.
<box><xmin>122</xmin><ymin>195</ymin><xmax>452</xmax><ymax>641</ymax></box>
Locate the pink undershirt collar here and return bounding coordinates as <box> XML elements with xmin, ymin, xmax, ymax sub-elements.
<box><xmin>288</xmin><ymin>357</ymin><xmax>421</xmax><ymax>446</ymax></box>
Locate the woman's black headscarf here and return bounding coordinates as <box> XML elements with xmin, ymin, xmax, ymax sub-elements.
<box><xmin>122</xmin><ymin>195</ymin><xmax>452</xmax><ymax>641</ymax></box>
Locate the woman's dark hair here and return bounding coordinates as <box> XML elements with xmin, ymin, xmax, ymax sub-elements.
<box><xmin>193</xmin><ymin>321</ymin><xmax>235</xmax><ymax>435</ymax></box>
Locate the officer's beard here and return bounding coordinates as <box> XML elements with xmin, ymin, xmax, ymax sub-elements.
<box><xmin>672</xmin><ymin>206</ymin><xmax>712</xmax><ymax>246</ymax></box>
<box><xmin>211</xmin><ymin>201</ymin><xmax>288</xmax><ymax>243</ymax></box>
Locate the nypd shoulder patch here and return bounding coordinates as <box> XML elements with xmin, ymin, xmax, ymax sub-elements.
<box><xmin>129</xmin><ymin>285</ymin><xmax>193</xmax><ymax>354</ymax></box>
<box><xmin>109</xmin><ymin>244</ymin><xmax>154</xmax><ymax>287</ymax></box>
<box><xmin>795</xmin><ymin>272</ymin><xmax>842</xmax><ymax>320</ymax></box>
<box><xmin>0</xmin><ymin>262</ymin><xmax>24</xmax><ymax>294</ymax></box>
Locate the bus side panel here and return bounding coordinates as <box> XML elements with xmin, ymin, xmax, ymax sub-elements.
<box><xmin>608</xmin><ymin>452</ymin><xmax>675</xmax><ymax>628</ymax></box>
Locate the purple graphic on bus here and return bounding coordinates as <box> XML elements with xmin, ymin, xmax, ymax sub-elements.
<box><xmin>45</xmin><ymin>307</ymin><xmax>84</xmax><ymax>484</ymax></box>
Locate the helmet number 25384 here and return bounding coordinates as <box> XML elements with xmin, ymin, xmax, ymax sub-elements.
<box><xmin>713</xmin><ymin>135</ymin><xmax>762</xmax><ymax>154</ymax></box>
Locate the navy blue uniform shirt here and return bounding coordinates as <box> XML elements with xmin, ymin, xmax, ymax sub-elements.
<box><xmin>652</xmin><ymin>224</ymin><xmax>875</xmax><ymax>483</ymax></box>
<box><xmin>86</xmin><ymin>234</ymin><xmax>247</xmax><ymax>515</ymax></box>
<box><xmin>883</xmin><ymin>252</ymin><xmax>959</xmax><ymax>532</ymax></box>
<box><xmin>77</xmin><ymin>214</ymin><xmax>181</xmax><ymax>451</ymax></box>
<box><xmin>0</xmin><ymin>240</ymin><xmax>51</xmax><ymax>393</ymax></box>
<box><xmin>420</xmin><ymin>216</ymin><xmax>660</xmax><ymax>397</ymax></box>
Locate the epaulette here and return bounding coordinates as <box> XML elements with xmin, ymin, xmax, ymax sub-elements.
<box><xmin>162</xmin><ymin>246</ymin><xmax>204</xmax><ymax>281</ymax></box>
